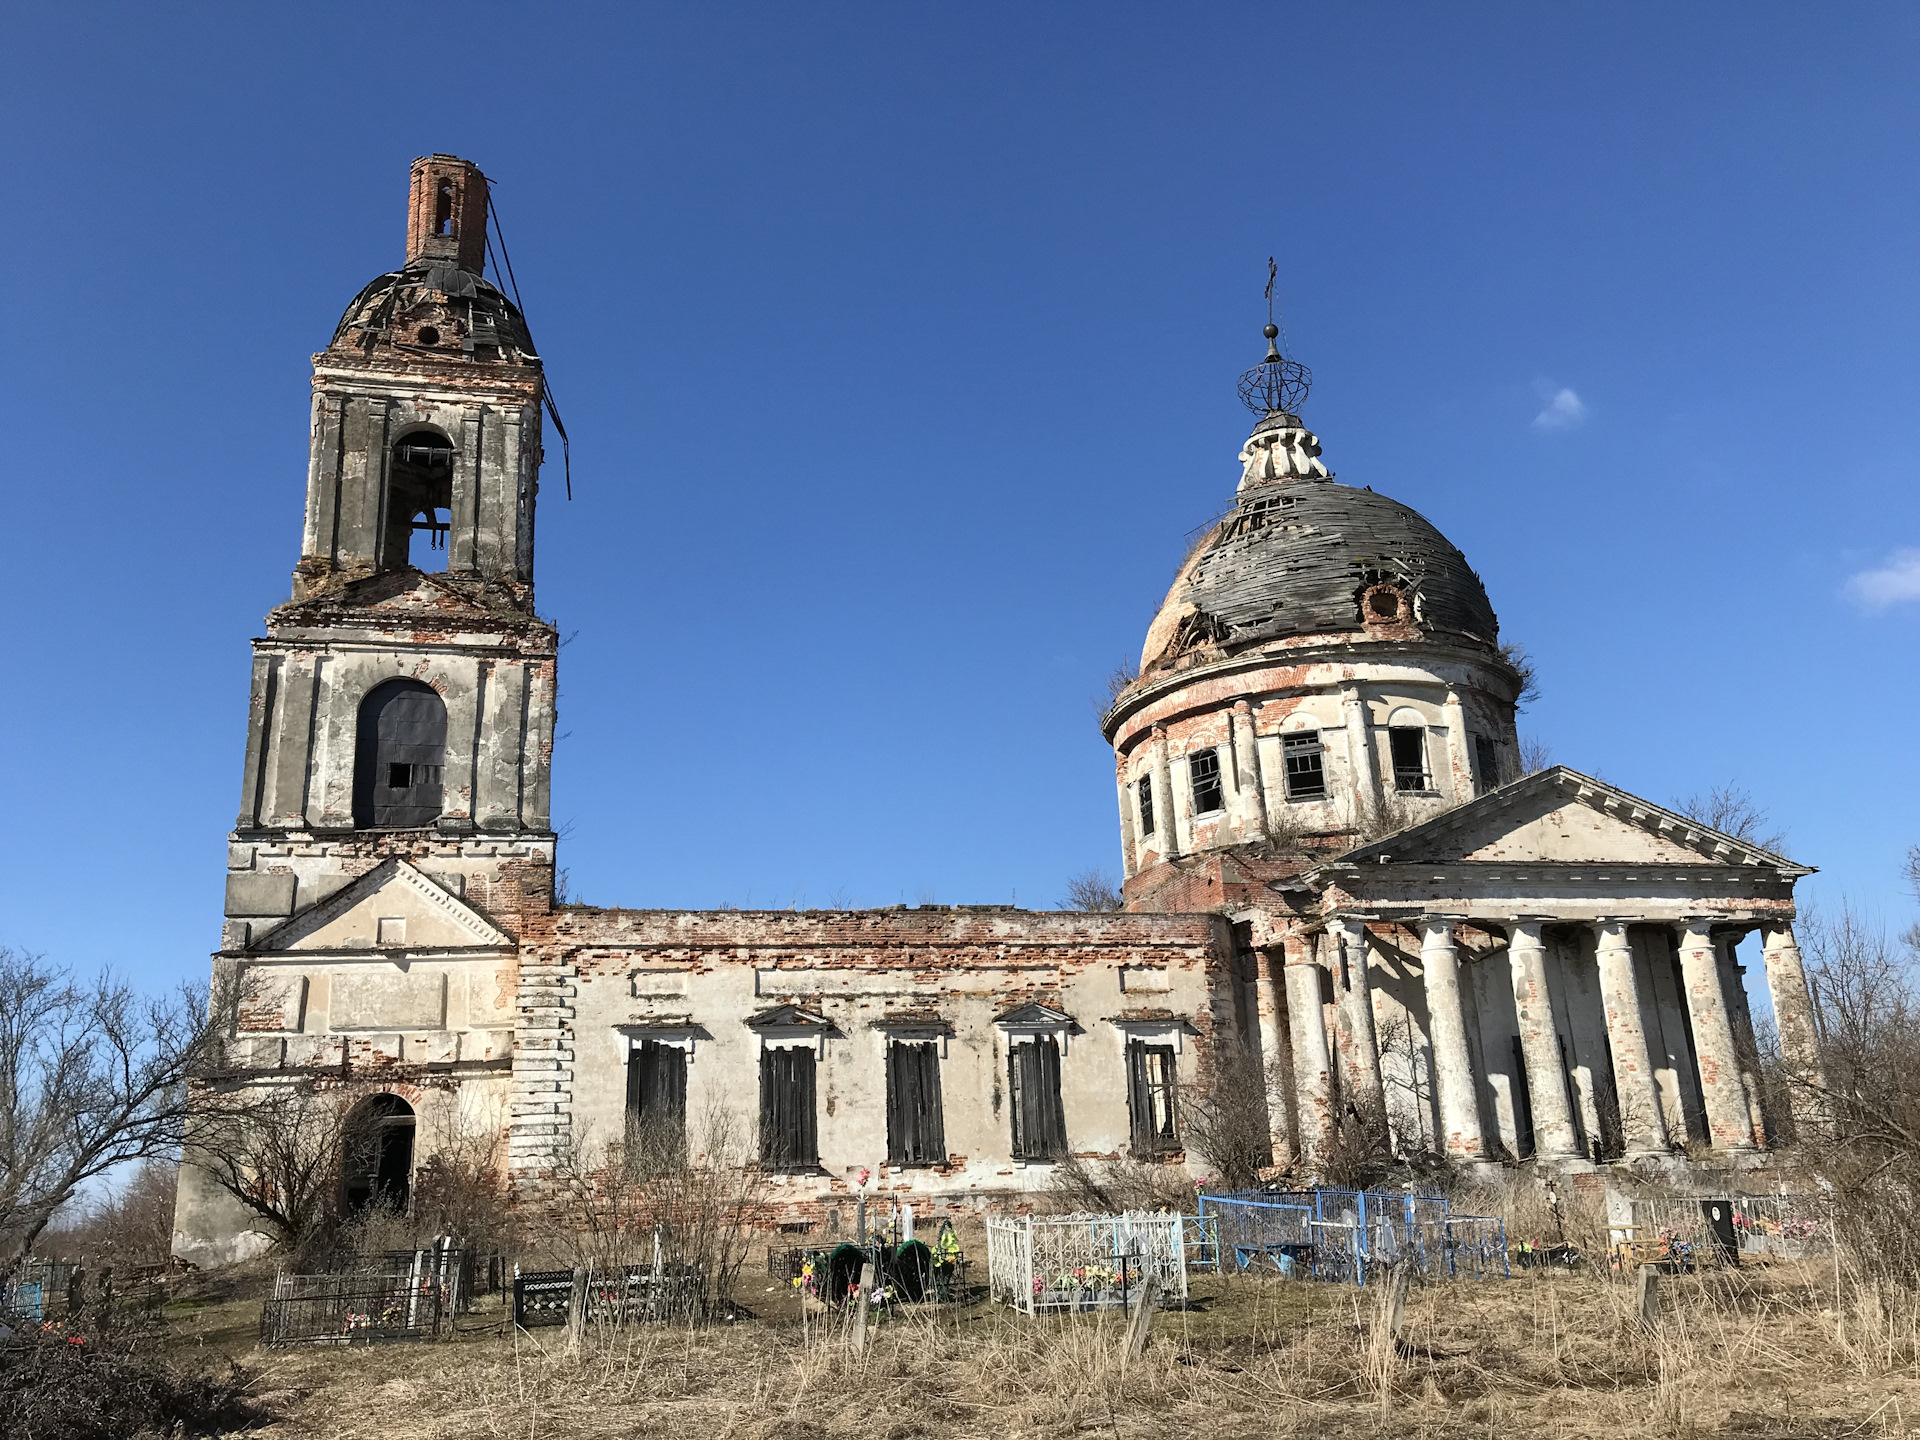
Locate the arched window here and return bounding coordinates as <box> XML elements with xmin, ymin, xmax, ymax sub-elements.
<box><xmin>353</xmin><ymin>679</ymin><xmax>447</xmax><ymax>829</ymax></box>
<box><xmin>383</xmin><ymin>431</ymin><xmax>454</xmax><ymax>571</ymax></box>
<box><xmin>341</xmin><ymin>1094</ymin><xmax>416</xmax><ymax>1215</ymax></box>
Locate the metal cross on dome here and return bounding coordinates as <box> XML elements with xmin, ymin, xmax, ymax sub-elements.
<box><xmin>1238</xmin><ymin>256</ymin><xmax>1313</xmax><ymax>417</ymax></box>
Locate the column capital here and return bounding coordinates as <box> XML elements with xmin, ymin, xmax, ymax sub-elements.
<box><xmin>1674</xmin><ymin>918</ymin><xmax>1717</xmax><ymax>945</ymax></box>
<box><xmin>1507</xmin><ymin>918</ymin><xmax>1548</xmax><ymax>945</ymax></box>
<box><xmin>1417</xmin><ymin>915</ymin><xmax>1461</xmax><ymax>944</ymax></box>
<box><xmin>1592</xmin><ymin>918</ymin><xmax>1633</xmax><ymax>948</ymax></box>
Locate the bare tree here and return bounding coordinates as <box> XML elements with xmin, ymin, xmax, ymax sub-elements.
<box><xmin>1676</xmin><ymin>783</ymin><xmax>1788</xmax><ymax>855</ymax></box>
<box><xmin>182</xmin><ymin>1079</ymin><xmax>359</xmax><ymax>1263</ymax></box>
<box><xmin>1518</xmin><ymin>734</ymin><xmax>1554</xmax><ymax>777</ymax></box>
<box><xmin>1059</xmin><ymin>870</ymin><xmax>1124</xmax><ymax>912</ymax></box>
<box><xmin>1102</xmin><ymin>659</ymin><xmax>1139</xmax><ymax>705</ymax></box>
<box><xmin>1790</xmin><ymin>904</ymin><xmax>1920</xmax><ymax>1288</ymax></box>
<box><xmin>0</xmin><ymin>949</ymin><xmax>225</xmax><ymax>1271</ymax></box>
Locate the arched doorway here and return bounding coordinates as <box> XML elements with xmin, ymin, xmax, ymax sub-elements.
<box><xmin>342</xmin><ymin>1094</ymin><xmax>416</xmax><ymax>1215</ymax></box>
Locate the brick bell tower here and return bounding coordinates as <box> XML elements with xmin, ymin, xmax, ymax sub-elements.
<box><xmin>223</xmin><ymin>154</ymin><xmax>559</xmax><ymax>945</ymax></box>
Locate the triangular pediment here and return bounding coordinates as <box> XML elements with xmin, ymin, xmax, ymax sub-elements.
<box><xmin>252</xmin><ymin>858</ymin><xmax>513</xmax><ymax>953</ymax></box>
<box><xmin>994</xmin><ymin>1001</ymin><xmax>1077</xmax><ymax>1029</ymax></box>
<box><xmin>1320</xmin><ymin>767</ymin><xmax>1811</xmax><ymax>875</ymax></box>
<box><xmin>746</xmin><ymin>1004</ymin><xmax>833</xmax><ymax>1031</ymax></box>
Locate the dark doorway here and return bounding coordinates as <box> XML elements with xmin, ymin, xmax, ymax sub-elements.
<box><xmin>342</xmin><ymin>1095</ymin><xmax>416</xmax><ymax>1214</ymax></box>
<box><xmin>353</xmin><ymin>679</ymin><xmax>447</xmax><ymax>828</ymax></box>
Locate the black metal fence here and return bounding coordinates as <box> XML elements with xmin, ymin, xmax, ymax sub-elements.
<box><xmin>259</xmin><ymin>1272</ymin><xmax>448</xmax><ymax>1346</ymax></box>
<box><xmin>513</xmin><ymin>1269</ymin><xmax>575</xmax><ymax>1329</ymax></box>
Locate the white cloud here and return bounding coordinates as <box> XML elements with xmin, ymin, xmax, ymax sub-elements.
<box><xmin>1532</xmin><ymin>384</ymin><xmax>1588</xmax><ymax>431</ymax></box>
<box><xmin>1845</xmin><ymin>548</ymin><xmax>1920</xmax><ymax>610</ymax></box>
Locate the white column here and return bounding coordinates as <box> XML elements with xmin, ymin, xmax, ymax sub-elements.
<box><xmin>1150</xmin><ymin>725</ymin><xmax>1178</xmax><ymax>861</ymax></box>
<box><xmin>1330</xmin><ymin>916</ymin><xmax>1386</xmax><ymax>1119</ymax></box>
<box><xmin>1419</xmin><ymin>917</ymin><xmax>1484</xmax><ymax>1158</ymax></box>
<box><xmin>1507</xmin><ymin>920</ymin><xmax>1580</xmax><ymax>1158</ymax></box>
<box><xmin>1440</xmin><ymin>689</ymin><xmax>1474</xmax><ymax>800</ymax></box>
<box><xmin>1230</xmin><ymin>700</ymin><xmax>1268</xmax><ymax>842</ymax></box>
<box><xmin>1717</xmin><ymin>933</ymin><xmax>1770</xmax><ymax>1149</ymax></box>
<box><xmin>1761</xmin><ymin>922</ymin><xmax>1827</xmax><ymax>1111</ymax></box>
<box><xmin>1675</xmin><ymin>922</ymin><xmax>1758</xmax><ymax>1152</ymax></box>
<box><xmin>1340</xmin><ymin>686</ymin><xmax>1380</xmax><ymax>821</ymax></box>
<box><xmin>1115</xmin><ymin>763</ymin><xmax>1139</xmax><ymax>879</ymax></box>
<box><xmin>1284</xmin><ymin>935</ymin><xmax>1334</xmax><ymax>1161</ymax></box>
<box><xmin>1593</xmin><ymin>921</ymin><xmax>1669</xmax><ymax>1154</ymax></box>
<box><xmin>1254</xmin><ymin>946</ymin><xmax>1295</xmax><ymax>1165</ymax></box>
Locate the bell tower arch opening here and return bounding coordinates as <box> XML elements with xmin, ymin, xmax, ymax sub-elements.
<box><xmin>353</xmin><ymin>679</ymin><xmax>448</xmax><ymax>829</ymax></box>
<box><xmin>383</xmin><ymin>430</ymin><xmax>455</xmax><ymax>572</ymax></box>
<box><xmin>342</xmin><ymin>1094</ymin><xmax>416</xmax><ymax>1215</ymax></box>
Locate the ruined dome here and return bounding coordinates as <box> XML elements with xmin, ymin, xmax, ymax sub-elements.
<box><xmin>1139</xmin><ymin>414</ymin><xmax>1499</xmax><ymax>676</ymax></box>
<box><xmin>327</xmin><ymin>259</ymin><xmax>540</xmax><ymax>366</ymax></box>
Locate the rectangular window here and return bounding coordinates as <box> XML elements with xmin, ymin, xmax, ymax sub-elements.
<box><xmin>625</xmin><ymin>1039</ymin><xmax>688</xmax><ymax>1169</ymax></box>
<box><xmin>1189</xmin><ymin>748</ymin><xmax>1224</xmax><ymax>814</ymax></box>
<box><xmin>1474</xmin><ymin>735</ymin><xmax>1501</xmax><ymax>789</ymax></box>
<box><xmin>1136</xmin><ymin>775</ymin><xmax>1155</xmax><ymax>837</ymax></box>
<box><xmin>1389</xmin><ymin>726</ymin><xmax>1430</xmax><ymax>792</ymax></box>
<box><xmin>758</xmin><ymin>1046</ymin><xmax>818</xmax><ymax>1170</ymax></box>
<box><xmin>885</xmin><ymin>1040</ymin><xmax>948</xmax><ymax>1166</ymax></box>
<box><xmin>1282</xmin><ymin>732</ymin><xmax>1326</xmax><ymax>800</ymax></box>
<box><xmin>1007</xmin><ymin>1037</ymin><xmax>1068</xmax><ymax>1161</ymax></box>
<box><xmin>1126</xmin><ymin>1039</ymin><xmax>1180</xmax><ymax>1157</ymax></box>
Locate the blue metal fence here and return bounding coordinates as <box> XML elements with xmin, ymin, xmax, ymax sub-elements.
<box><xmin>1197</xmin><ymin>1188</ymin><xmax>1509</xmax><ymax>1288</ymax></box>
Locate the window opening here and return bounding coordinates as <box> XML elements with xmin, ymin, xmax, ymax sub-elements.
<box><xmin>1189</xmin><ymin>748</ymin><xmax>1225</xmax><ymax>814</ymax></box>
<box><xmin>1136</xmin><ymin>775</ymin><xmax>1155</xmax><ymax>837</ymax></box>
<box><xmin>435</xmin><ymin>179</ymin><xmax>455</xmax><ymax>237</ymax></box>
<box><xmin>1282</xmin><ymin>731</ymin><xmax>1326</xmax><ymax>800</ymax></box>
<box><xmin>353</xmin><ymin>679</ymin><xmax>447</xmax><ymax>829</ymax></box>
<box><xmin>885</xmin><ymin>1040</ymin><xmax>947</xmax><ymax>1166</ymax></box>
<box><xmin>759</xmin><ymin>1046</ymin><xmax>818</xmax><ymax>1170</ymax></box>
<box><xmin>1126</xmin><ymin>1039</ymin><xmax>1180</xmax><ymax>1157</ymax></box>
<box><xmin>384</xmin><ymin>433</ymin><xmax>455</xmax><ymax>571</ymax></box>
<box><xmin>1007</xmin><ymin>1036</ymin><xmax>1068</xmax><ymax>1161</ymax></box>
<box><xmin>626</xmin><ymin>1039</ymin><xmax>688</xmax><ymax>1171</ymax></box>
<box><xmin>1474</xmin><ymin>735</ymin><xmax>1501</xmax><ymax>789</ymax></box>
<box><xmin>341</xmin><ymin>1094</ymin><xmax>415</xmax><ymax>1215</ymax></box>
<box><xmin>1389</xmin><ymin>726</ymin><xmax>1430</xmax><ymax>792</ymax></box>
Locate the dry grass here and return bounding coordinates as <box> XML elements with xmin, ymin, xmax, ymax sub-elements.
<box><xmin>222</xmin><ymin>1258</ymin><xmax>1920</xmax><ymax>1439</ymax></box>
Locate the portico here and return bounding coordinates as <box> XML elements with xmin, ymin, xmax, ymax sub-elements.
<box><xmin>1235</xmin><ymin>766</ymin><xmax>1816</xmax><ymax>1170</ymax></box>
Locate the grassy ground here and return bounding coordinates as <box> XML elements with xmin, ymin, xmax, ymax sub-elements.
<box><xmin>169</xmin><ymin>1257</ymin><xmax>1920</xmax><ymax>1439</ymax></box>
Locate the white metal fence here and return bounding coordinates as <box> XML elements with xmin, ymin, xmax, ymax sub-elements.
<box><xmin>986</xmin><ymin>1213</ymin><xmax>1188</xmax><ymax>1316</ymax></box>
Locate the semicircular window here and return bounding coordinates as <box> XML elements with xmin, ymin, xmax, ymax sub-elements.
<box><xmin>353</xmin><ymin>679</ymin><xmax>447</xmax><ymax>828</ymax></box>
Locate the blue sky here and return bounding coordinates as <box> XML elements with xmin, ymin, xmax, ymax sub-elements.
<box><xmin>2</xmin><ymin>4</ymin><xmax>1916</xmax><ymax>1002</ymax></box>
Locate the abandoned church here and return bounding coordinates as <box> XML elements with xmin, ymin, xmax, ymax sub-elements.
<box><xmin>171</xmin><ymin>156</ymin><xmax>1829</xmax><ymax>1267</ymax></box>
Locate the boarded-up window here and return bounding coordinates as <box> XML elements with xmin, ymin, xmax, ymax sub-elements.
<box><xmin>353</xmin><ymin>679</ymin><xmax>447</xmax><ymax>828</ymax></box>
<box><xmin>759</xmin><ymin>1046</ymin><xmax>818</xmax><ymax>1170</ymax></box>
<box><xmin>886</xmin><ymin>1041</ymin><xmax>947</xmax><ymax>1167</ymax></box>
<box><xmin>1008</xmin><ymin>1037</ymin><xmax>1068</xmax><ymax>1161</ymax></box>
<box><xmin>1126</xmin><ymin>1040</ymin><xmax>1180</xmax><ymax>1157</ymax></box>
<box><xmin>625</xmin><ymin>1039</ymin><xmax>688</xmax><ymax>1169</ymax></box>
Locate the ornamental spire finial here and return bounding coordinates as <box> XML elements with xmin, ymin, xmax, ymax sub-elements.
<box><xmin>1237</xmin><ymin>257</ymin><xmax>1312</xmax><ymax>417</ymax></box>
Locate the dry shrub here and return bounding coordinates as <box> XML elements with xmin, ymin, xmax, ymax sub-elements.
<box><xmin>1040</xmin><ymin>1154</ymin><xmax>1195</xmax><ymax>1215</ymax></box>
<box><xmin>38</xmin><ymin>1160</ymin><xmax>178</xmax><ymax>1267</ymax></box>
<box><xmin>1320</xmin><ymin>1091</ymin><xmax>1393</xmax><ymax>1190</ymax></box>
<box><xmin>1177</xmin><ymin>1041</ymin><xmax>1275</xmax><ymax>1190</ymax></box>
<box><xmin>0</xmin><ymin>1328</ymin><xmax>264</xmax><ymax>1440</ymax></box>
<box><xmin>551</xmin><ymin>1101</ymin><xmax>764</xmax><ymax>1319</ymax></box>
